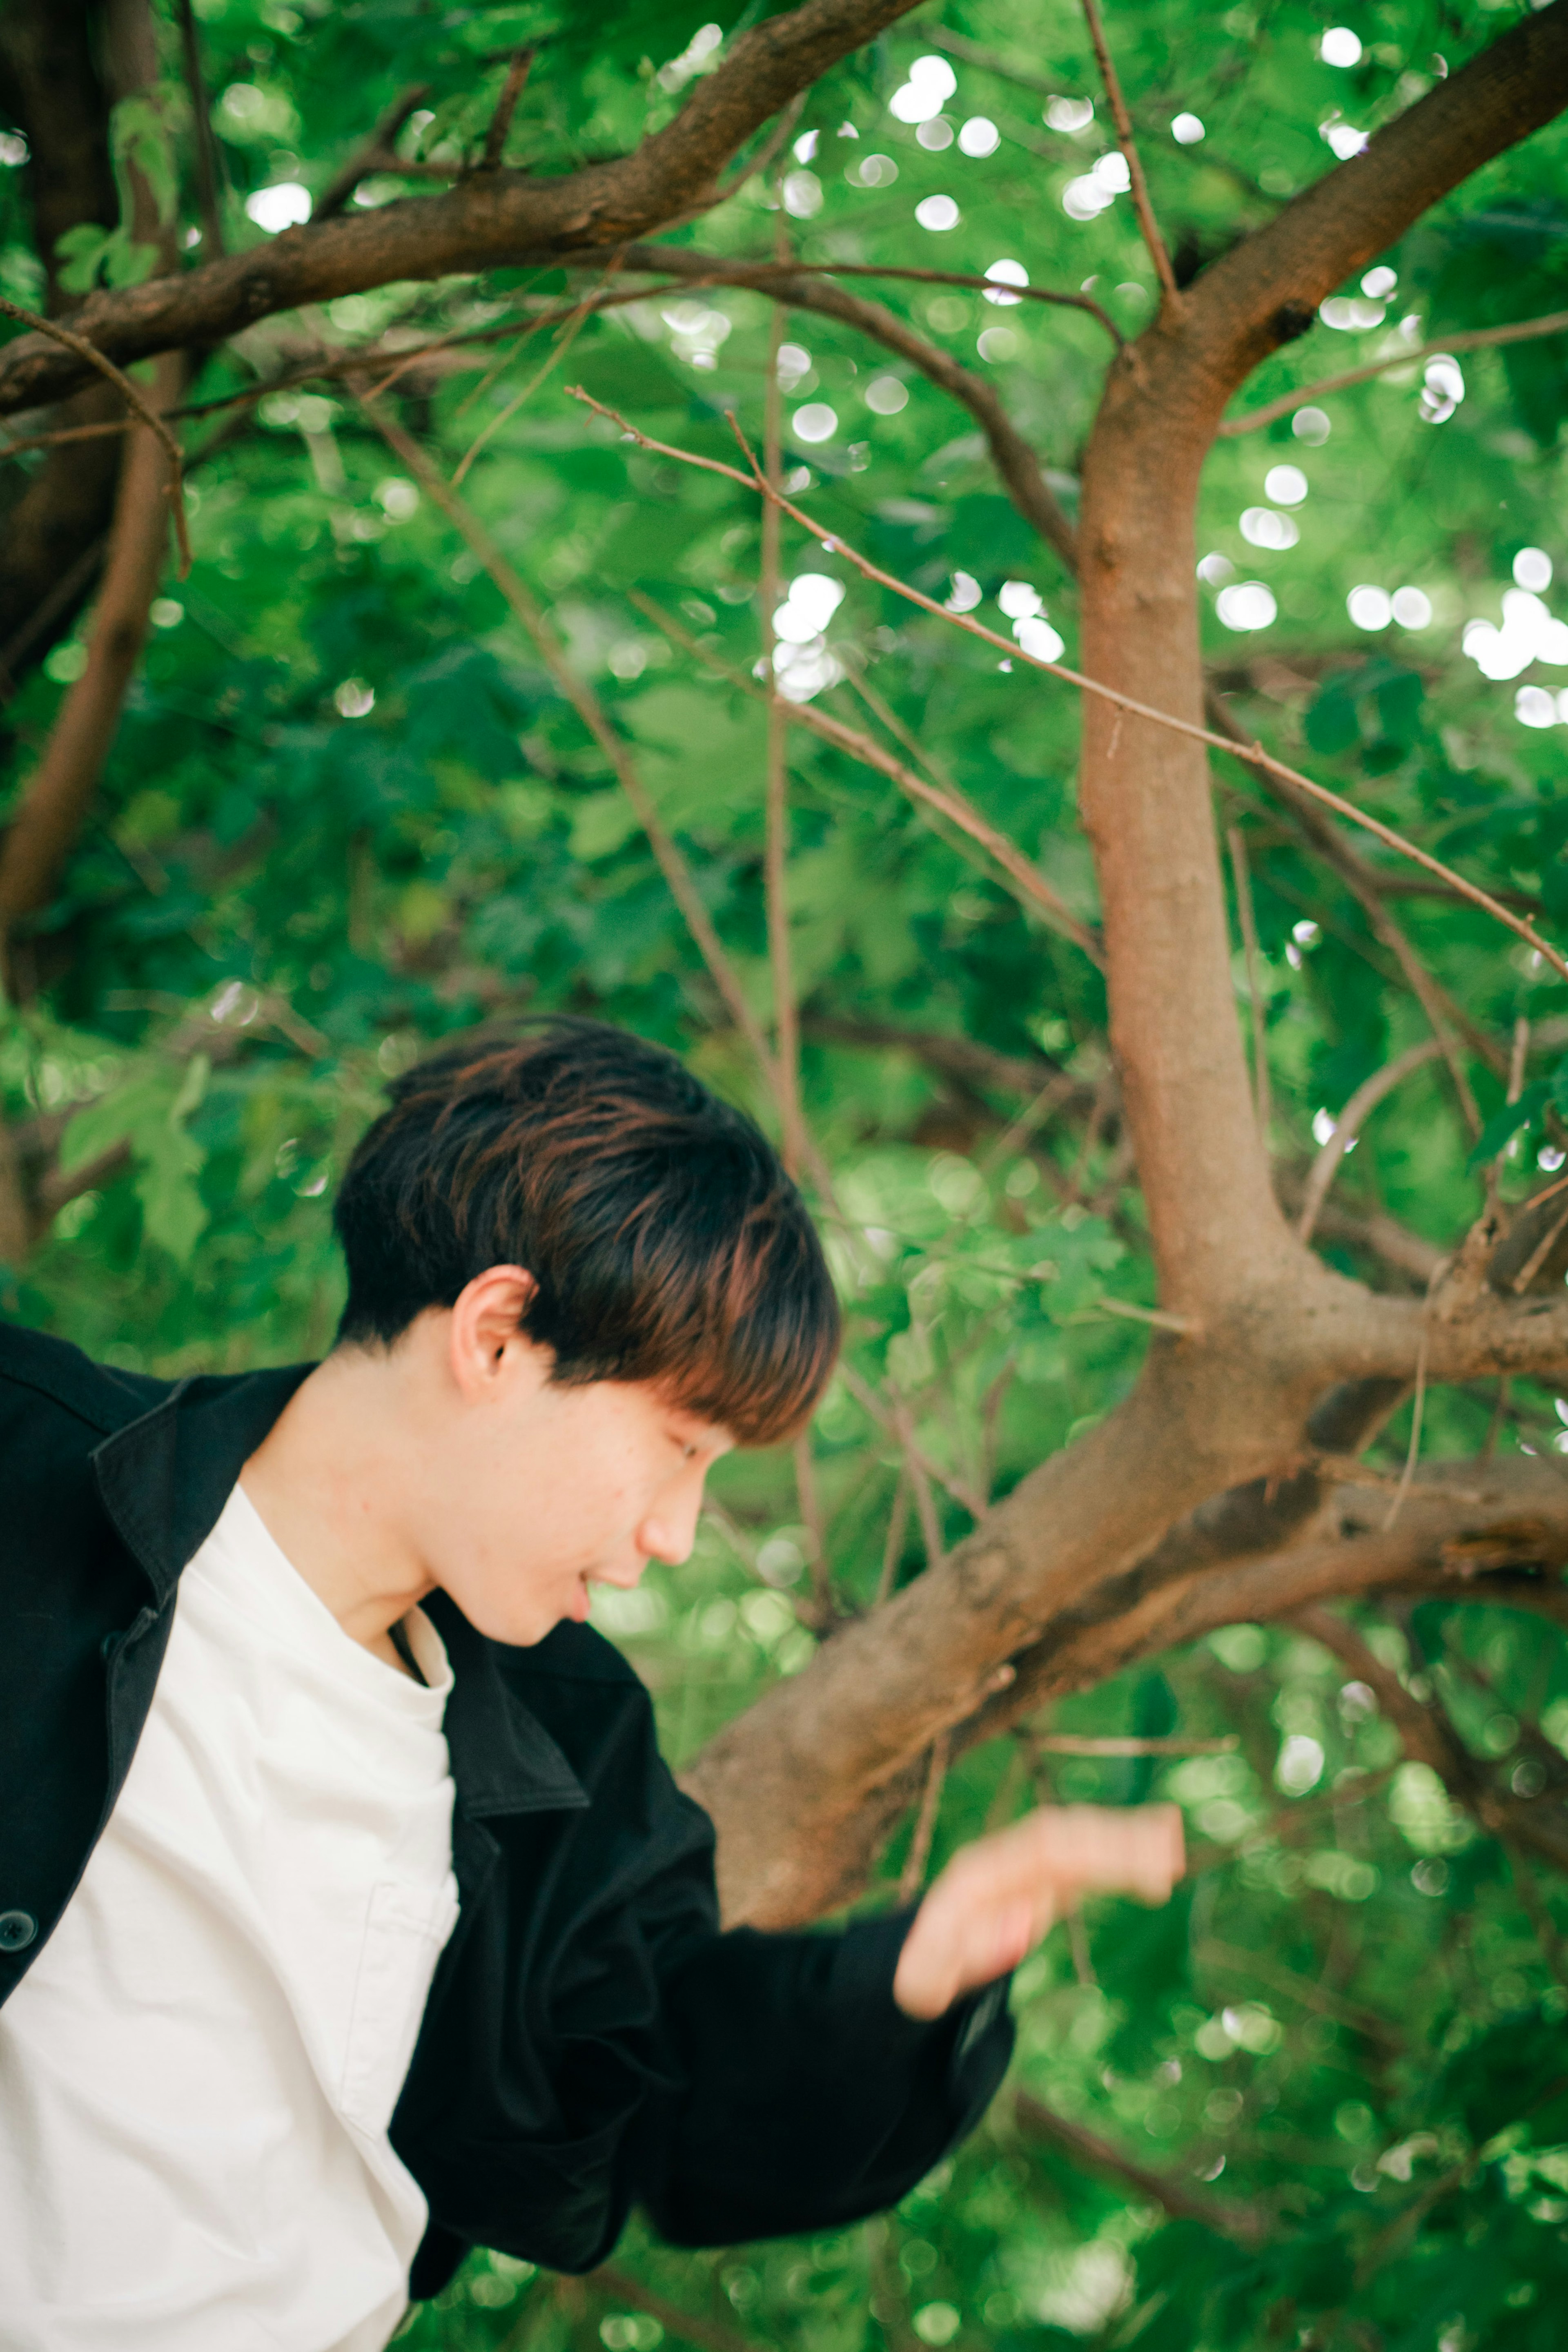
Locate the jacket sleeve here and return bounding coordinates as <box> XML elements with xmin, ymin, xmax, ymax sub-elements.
<box><xmin>430</xmin><ymin>1625</ymin><xmax>1015</xmax><ymax>2275</ymax></box>
<box><xmin>634</xmin><ymin>1904</ymin><xmax>1014</xmax><ymax>2247</ymax></box>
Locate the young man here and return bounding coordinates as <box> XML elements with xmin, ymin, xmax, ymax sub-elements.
<box><xmin>0</xmin><ymin>1019</ymin><xmax>1181</xmax><ymax>2349</ymax></box>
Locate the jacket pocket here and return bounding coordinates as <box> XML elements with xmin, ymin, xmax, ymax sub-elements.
<box><xmin>340</xmin><ymin>1878</ymin><xmax>460</xmax><ymax>2137</ymax></box>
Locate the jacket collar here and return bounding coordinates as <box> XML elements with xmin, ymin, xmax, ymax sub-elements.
<box><xmin>90</xmin><ymin>1364</ymin><xmax>587</xmax><ymax>1822</ymax></box>
<box><xmin>92</xmin><ymin>1364</ymin><xmax>313</xmax><ymax>1606</ymax></box>
<box><xmin>424</xmin><ymin>1592</ymin><xmax>589</xmax><ymax>1819</ymax></box>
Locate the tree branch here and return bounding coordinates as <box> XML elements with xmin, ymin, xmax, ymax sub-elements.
<box><xmin>617</xmin><ymin>243</ymin><xmax>1082</xmax><ymax>571</ymax></box>
<box><xmin>1218</xmin><ymin>306</ymin><xmax>1568</xmax><ymax>437</ymax></box>
<box><xmin>978</xmin><ymin>1458</ymin><xmax>1568</xmax><ymax>1734</ymax></box>
<box><xmin>173</xmin><ymin>0</ymin><xmax>225</xmax><ymax>256</ymax></box>
<box><xmin>479</xmin><ymin>48</ymin><xmax>533</xmax><ymax>173</ymax></box>
<box><xmin>760</xmin><ymin>276</ymin><xmax>805</xmax><ymax>1175</ymax></box>
<box><xmin>622</xmin><ymin>251</ymin><xmax>1122</xmax><ymax>340</ymax></box>
<box><xmin>577</xmin><ymin>390</ymin><xmax>1568</xmax><ymax>992</ymax></box>
<box><xmin>1226</xmin><ymin>825</ymin><xmax>1271</xmax><ymax>1147</ymax></box>
<box><xmin>1186</xmin><ymin>1</ymin><xmax>1568</xmax><ymax>403</ymax></box>
<box><xmin>1295</xmin><ymin>1604</ymin><xmax>1568</xmax><ymax>1877</ymax></box>
<box><xmin>1298</xmin><ymin>1040</ymin><xmax>1444</xmax><ymax>1245</ymax></box>
<box><xmin>1078</xmin><ymin>0</ymin><xmax>1179</xmax><ymax>303</ymax></box>
<box><xmin>0</xmin><ymin>0</ymin><xmax>123</xmax><ymax>683</ymax></box>
<box><xmin>628</xmin><ymin>591</ymin><xmax>1102</xmax><ymax>957</ymax></box>
<box><xmin>359</xmin><ymin>398</ymin><xmax>782</xmax><ymax>1097</ymax></box>
<box><xmin>0</xmin><ymin>0</ymin><xmax>930</xmax><ymax>414</ymax></box>
<box><xmin>0</xmin><ymin>296</ymin><xmax>189</xmax><ymax>571</ymax></box>
<box><xmin>0</xmin><ymin>348</ymin><xmax>184</xmax><ymax>941</ymax></box>
<box><xmin>588</xmin><ymin>2267</ymin><xmax>771</xmax><ymax>2352</ymax></box>
<box><xmin>313</xmin><ymin>83</ymin><xmax>433</xmax><ymax>222</ymax></box>
<box><xmin>1015</xmin><ymin>2091</ymin><xmax>1272</xmax><ymax>2242</ymax></box>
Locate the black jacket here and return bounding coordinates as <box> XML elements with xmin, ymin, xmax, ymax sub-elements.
<box><xmin>0</xmin><ymin>1322</ymin><xmax>1012</xmax><ymax>2299</ymax></box>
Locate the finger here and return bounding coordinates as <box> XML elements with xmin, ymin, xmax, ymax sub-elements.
<box><xmin>955</xmin><ymin>1804</ymin><xmax>1184</xmax><ymax>1903</ymax></box>
<box><xmin>894</xmin><ymin>1891</ymin><xmax>1045</xmax><ymax>2019</ymax></box>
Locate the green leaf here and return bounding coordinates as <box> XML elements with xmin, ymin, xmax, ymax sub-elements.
<box><xmin>1303</xmin><ymin>680</ymin><xmax>1360</xmax><ymax>757</ymax></box>
<box><xmin>60</xmin><ymin>1060</ymin><xmax>209</xmax><ymax>1264</ymax></box>
<box><xmin>570</xmin><ymin>789</ymin><xmax>641</xmax><ymax>862</ymax></box>
<box><xmin>1466</xmin><ymin>1077</ymin><xmax>1549</xmax><ymax>1169</ymax></box>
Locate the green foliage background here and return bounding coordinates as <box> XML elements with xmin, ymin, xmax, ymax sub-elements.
<box><xmin>5</xmin><ymin>1</ymin><xmax>1568</xmax><ymax>2345</ymax></box>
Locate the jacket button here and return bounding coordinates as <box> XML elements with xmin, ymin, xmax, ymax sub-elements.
<box><xmin>0</xmin><ymin>1911</ymin><xmax>37</xmax><ymax>1953</ymax></box>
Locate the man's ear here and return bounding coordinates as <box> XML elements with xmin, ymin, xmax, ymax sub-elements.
<box><xmin>448</xmin><ymin>1265</ymin><xmax>539</xmax><ymax>1397</ymax></box>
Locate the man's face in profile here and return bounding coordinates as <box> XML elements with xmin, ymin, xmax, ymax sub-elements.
<box><xmin>410</xmin><ymin>1310</ymin><xmax>735</xmax><ymax>1646</ymax></box>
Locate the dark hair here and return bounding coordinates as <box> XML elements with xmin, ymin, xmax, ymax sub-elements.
<box><xmin>332</xmin><ymin>1019</ymin><xmax>840</xmax><ymax>1445</ymax></box>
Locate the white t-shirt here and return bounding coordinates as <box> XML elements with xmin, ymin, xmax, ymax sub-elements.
<box><xmin>0</xmin><ymin>1483</ymin><xmax>461</xmax><ymax>2352</ymax></box>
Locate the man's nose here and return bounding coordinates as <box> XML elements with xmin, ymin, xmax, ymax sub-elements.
<box><xmin>638</xmin><ymin>1486</ymin><xmax>704</xmax><ymax>1568</ymax></box>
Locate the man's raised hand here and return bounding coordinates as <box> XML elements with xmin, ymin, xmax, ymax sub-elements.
<box><xmin>891</xmin><ymin>1803</ymin><xmax>1186</xmax><ymax>2020</ymax></box>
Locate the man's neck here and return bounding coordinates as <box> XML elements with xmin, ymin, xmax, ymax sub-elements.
<box><xmin>240</xmin><ymin>1348</ymin><xmax>437</xmax><ymax>1660</ymax></box>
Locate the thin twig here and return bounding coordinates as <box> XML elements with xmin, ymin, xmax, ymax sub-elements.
<box><xmin>1297</xmin><ymin>1039</ymin><xmax>1443</xmax><ymax>1244</ymax></box>
<box><xmin>1207</xmin><ymin>685</ymin><xmax>1508</xmax><ymax>1088</ymax></box>
<box><xmin>357</xmin><ymin>387</ymin><xmax>846</xmax><ymax>1210</ymax></box>
<box><xmin>791</xmin><ymin>1430</ymin><xmax>831</xmax><ymax>1624</ymax></box>
<box><xmin>0</xmin><ymin>254</ymin><xmax>1115</xmax><ymax>470</ymax></box>
<box><xmin>838</xmin><ymin>660</ymin><xmax>1102</xmax><ymax>955</ymax></box>
<box><xmin>313</xmin><ymin>84</ymin><xmax>432</xmax><ymax>221</ymax></box>
<box><xmin>451</xmin><ymin>254</ymin><xmax>617</xmax><ymax>486</ymax></box>
<box><xmin>1033</xmin><ymin>1733</ymin><xmax>1239</xmax><ymax>1755</ymax></box>
<box><xmin>1226</xmin><ymin>826</ymin><xmax>1271</xmax><ymax>1148</ymax></box>
<box><xmin>730</xmin><ymin>258</ymin><xmax>1122</xmax><ymax>342</ymax></box>
<box><xmin>875</xmin><ymin>1474</ymin><xmax>911</xmax><ymax>1605</ymax></box>
<box><xmin>976</xmin><ymin>1068</ymin><xmax>1078</xmax><ymax>1178</ymax></box>
<box><xmin>898</xmin><ymin>1730</ymin><xmax>950</xmax><ymax>1902</ymax></box>
<box><xmin>589</xmin><ymin>2266</ymin><xmax>772</xmax><ymax>2352</ymax></box>
<box><xmin>717</xmin><ymin>92</ymin><xmax>806</xmax><ymax>202</ymax></box>
<box><xmin>174</xmin><ymin>0</ymin><xmax>226</xmax><ymax>256</ymax></box>
<box><xmin>1077</xmin><ymin>0</ymin><xmax>1180</xmax><ymax>302</ymax></box>
<box><xmin>1218</xmin><ymin>307</ymin><xmax>1568</xmax><ymax>436</ymax></box>
<box><xmin>1015</xmin><ymin>2091</ymin><xmax>1272</xmax><ymax>2243</ymax></box>
<box><xmin>0</xmin><ymin>296</ymin><xmax>190</xmax><ymax>576</ymax></box>
<box><xmin>1508</xmin><ymin>1015</ymin><xmax>1531</xmax><ymax>1106</ymax></box>
<box><xmin>761</xmin><ymin>259</ymin><xmax>804</xmax><ymax>1175</ymax></box>
<box><xmin>357</xmin><ymin>396</ymin><xmax>778</xmax><ymax>1086</ymax></box>
<box><xmin>478</xmin><ymin>47</ymin><xmax>534</xmax><ymax>171</ymax></box>
<box><xmin>1087</xmin><ymin>1294</ymin><xmax>1194</xmax><ymax>1334</ymax></box>
<box><xmin>1506</xmin><ymin>1197</ymin><xmax>1568</xmax><ymax>1296</ymax></box>
<box><xmin>1383</xmin><ymin>1318</ymin><xmax>1429</xmax><ymax>1532</ymax></box>
<box><xmin>570</xmin><ymin>387</ymin><xmax>1568</xmax><ymax>992</ymax></box>
<box><xmin>837</xmin><ymin>1361</ymin><xmax>984</xmax><ymax>1523</ymax></box>
<box><xmin>629</xmin><ymin>591</ymin><xmax>1103</xmax><ymax>959</ymax></box>
<box><xmin>0</xmin><ymin>536</ymin><xmax>105</xmax><ymax>699</ymax></box>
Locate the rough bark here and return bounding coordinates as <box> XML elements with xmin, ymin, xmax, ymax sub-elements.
<box><xmin>0</xmin><ymin>348</ymin><xmax>183</xmax><ymax>939</ymax></box>
<box><xmin>0</xmin><ymin>0</ymin><xmax>181</xmax><ymax>946</ymax></box>
<box><xmin>0</xmin><ymin>0</ymin><xmax>124</xmax><ymax>683</ymax></box>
